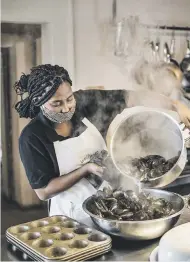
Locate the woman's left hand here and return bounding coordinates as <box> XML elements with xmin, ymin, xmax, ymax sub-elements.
<box><xmin>174</xmin><ymin>100</ymin><xmax>190</xmax><ymax>128</ymax></box>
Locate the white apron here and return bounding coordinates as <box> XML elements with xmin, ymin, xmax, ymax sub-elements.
<box><xmin>49</xmin><ymin>118</ymin><xmax>109</xmax><ymax>222</ymax></box>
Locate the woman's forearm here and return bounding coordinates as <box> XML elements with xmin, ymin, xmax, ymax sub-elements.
<box><xmin>35</xmin><ymin>165</ymin><xmax>89</xmax><ymax>201</ymax></box>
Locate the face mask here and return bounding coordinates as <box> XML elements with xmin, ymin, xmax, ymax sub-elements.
<box><xmin>41</xmin><ymin>105</ymin><xmax>75</xmax><ymax>123</ymax></box>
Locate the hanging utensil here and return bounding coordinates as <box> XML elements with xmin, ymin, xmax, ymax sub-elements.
<box><xmin>164</xmin><ymin>41</ymin><xmax>179</xmax><ymax>67</ymax></box>
<box><xmin>114</xmin><ymin>20</ymin><xmax>123</xmax><ymax>56</ymax></box>
<box><xmin>181</xmin><ymin>72</ymin><xmax>190</xmax><ymax>94</ymax></box>
<box><xmin>164</xmin><ymin>42</ymin><xmax>178</xmax><ymax>66</ymax></box>
<box><xmin>153</xmin><ymin>25</ymin><xmax>160</xmax><ymax>62</ymax></box>
<box><xmin>170</xmin><ymin>30</ymin><xmax>175</xmax><ymax>58</ymax></box>
<box><xmin>112</xmin><ymin>0</ymin><xmax>117</xmax><ymax>25</ymax></box>
<box><xmin>180</xmin><ymin>33</ymin><xmax>190</xmax><ymax>95</ymax></box>
<box><xmin>150</xmin><ymin>41</ymin><xmax>156</xmax><ymax>61</ymax></box>
<box><xmin>163</xmin><ymin>42</ymin><xmax>170</xmax><ymax>63</ymax></box>
<box><xmin>180</xmin><ymin>38</ymin><xmax>190</xmax><ymax>73</ymax></box>
<box><xmin>155</xmin><ymin>40</ymin><xmax>160</xmax><ymax>62</ymax></box>
<box><xmin>164</xmin><ymin>42</ymin><xmax>183</xmax><ymax>81</ymax></box>
<box><xmin>164</xmin><ymin>43</ymin><xmax>171</xmax><ymax>62</ymax></box>
<box><xmin>170</xmin><ymin>30</ymin><xmax>180</xmax><ymax>67</ymax></box>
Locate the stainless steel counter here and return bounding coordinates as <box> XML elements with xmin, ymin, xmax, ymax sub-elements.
<box><xmin>1</xmin><ymin>207</ymin><xmax>190</xmax><ymax>261</ymax></box>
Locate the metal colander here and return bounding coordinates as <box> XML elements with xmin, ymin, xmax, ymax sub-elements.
<box><xmin>108</xmin><ymin>107</ymin><xmax>187</xmax><ymax>188</ymax></box>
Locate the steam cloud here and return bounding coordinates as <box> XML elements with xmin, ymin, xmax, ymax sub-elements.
<box><xmin>95</xmin><ymin>19</ymin><xmax>189</xmax><ymax>190</ymax></box>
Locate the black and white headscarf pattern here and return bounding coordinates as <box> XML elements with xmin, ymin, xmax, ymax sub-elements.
<box><xmin>14</xmin><ymin>64</ymin><xmax>73</xmax><ymax>119</ymax></box>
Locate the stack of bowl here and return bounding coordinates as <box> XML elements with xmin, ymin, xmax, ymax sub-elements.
<box><xmin>149</xmin><ymin>222</ymin><xmax>190</xmax><ymax>261</ymax></box>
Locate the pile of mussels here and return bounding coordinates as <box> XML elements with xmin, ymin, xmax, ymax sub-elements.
<box><xmin>88</xmin><ymin>187</ymin><xmax>175</xmax><ymax>221</ymax></box>
<box><xmin>126</xmin><ymin>154</ymin><xmax>179</xmax><ymax>182</ymax></box>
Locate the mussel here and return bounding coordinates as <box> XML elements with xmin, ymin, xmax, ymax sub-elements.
<box><xmin>88</xmin><ymin>187</ymin><xmax>175</xmax><ymax>221</ymax></box>
<box><xmin>129</xmin><ymin>154</ymin><xmax>179</xmax><ymax>182</ymax></box>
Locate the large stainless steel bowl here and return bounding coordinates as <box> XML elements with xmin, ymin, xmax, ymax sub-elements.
<box><xmin>108</xmin><ymin>107</ymin><xmax>187</xmax><ymax>188</ymax></box>
<box><xmin>83</xmin><ymin>189</ymin><xmax>185</xmax><ymax>240</ymax></box>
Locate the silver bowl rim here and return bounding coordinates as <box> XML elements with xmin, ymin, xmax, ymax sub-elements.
<box><xmin>109</xmin><ymin>109</ymin><xmax>185</xmax><ymax>182</ymax></box>
<box><xmin>82</xmin><ymin>189</ymin><xmax>185</xmax><ymax>224</ymax></box>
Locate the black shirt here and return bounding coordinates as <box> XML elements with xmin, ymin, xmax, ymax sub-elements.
<box><xmin>19</xmin><ymin>89</ymin><xmax>127</xmax><ymax>189</ymax></box>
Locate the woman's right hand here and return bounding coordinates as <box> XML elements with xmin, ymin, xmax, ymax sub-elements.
<box><xmin>84</xmin><ymin>163</ymin><xmax>104</xmax><ymax>177</ymax></box>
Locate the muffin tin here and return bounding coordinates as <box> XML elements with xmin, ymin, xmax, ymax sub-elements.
<box><xmin>6</xmin><ymin>215</ymin><xmax>112</xmax><ymax>261</ymax></box>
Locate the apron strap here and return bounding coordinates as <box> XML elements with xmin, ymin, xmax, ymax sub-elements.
<box><xmin>82</xmin><ymin>117</ymin><xmax>93</xmax><ymax>127</ymax></box>
<box><xmin>82</xmin><ymin>118</ymin><xmax>107</xmax><ymax>148</ymax></box>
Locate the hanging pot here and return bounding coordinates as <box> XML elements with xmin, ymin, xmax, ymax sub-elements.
<box><xmin>180</xmin><ymin>39</ymin><xmax>190</xmax><ymax>73</ymax></box>
<box><xmin>163</xmin><ymin>42</ymin><xmax>183</xmax><ymax>81</ymax></box>
<box><xmin>182</xmin><ymin>72</ymin><xmax>190</xmax><ymax>93</ymax></box>
<box><xmin>180</xmin><ymin>39</ymin><xmax>190</xmax><ymax>98</ymax></box>
<box><xmin>164</xmin><ymin>42</ymin><xmax>179</xmax><ymax>67</ymax></box>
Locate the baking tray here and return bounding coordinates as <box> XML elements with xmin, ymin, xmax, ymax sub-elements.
<box><xmin>7</xmin><ymin>236</ymin><xmax>111</xmax><ymax>261</ymax></box>
<box><xmin>6</xmin><ymin>231</ymin><xmax>111</xmax><ymax>259</ymax></box>
<box><xmin>6</xmin><ymin>233</ymin><xmax>111</xmax><ymax>259</ymax></box>
<box><xmin>6</xmin><ymin>215</ymin><xmax>112</xmax><ymax>261</ymax></box>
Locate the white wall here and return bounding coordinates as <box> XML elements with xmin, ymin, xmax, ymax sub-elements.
<box><xmin>73</xmin><ymin>0</ymin><xmax>190</xmax><ymax>90</ymax></box>
<box><xmin>2</xmin><ymin>0</ymin><xmax>190</xmax><ymax>91</ymax></box>
<box><xmin>1</xmin><ymin>0</ymin><xmax>75</xmax><ymax>85</ymax></box>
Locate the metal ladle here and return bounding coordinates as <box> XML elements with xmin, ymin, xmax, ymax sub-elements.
<box><xmin>154</xmin><ymin>25</ymin><xmax>160</xmax><ymax>62</ymax></box>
